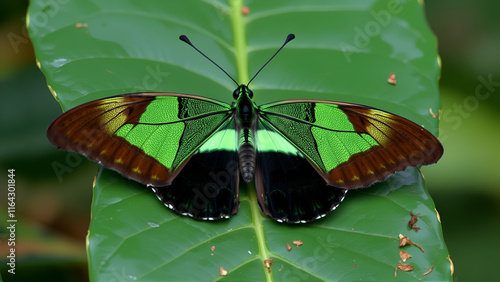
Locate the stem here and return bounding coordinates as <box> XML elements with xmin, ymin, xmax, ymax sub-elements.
<box><xmin>230</xmin><ymin>0</ymin><xmax>249</xmax><ymax>83</ymax></box>
<box><xmin>230</xmin><ymin>1</ymin><xmax>273</xmax><ymax>281</ymax></box>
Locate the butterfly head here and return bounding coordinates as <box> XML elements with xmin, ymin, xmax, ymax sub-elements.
<box><xmin>233</xmin><ymin>84</ymin><xmax>254</xmax><ymax>100</ymax></box>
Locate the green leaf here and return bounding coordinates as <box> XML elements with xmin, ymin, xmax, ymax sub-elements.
<box><xmin>29</xmin><ymin>0</ymin><xmax>451</xmax><ymax>281</ymax></box>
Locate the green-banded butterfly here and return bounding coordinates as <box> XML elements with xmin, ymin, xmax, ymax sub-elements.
<box><xmin>47</xmin><ymin>34</ymin><xmax>443</xmax><ymax>223</ymax></box>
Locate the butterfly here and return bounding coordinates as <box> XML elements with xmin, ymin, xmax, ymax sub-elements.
<box><xmin>47</xmin><ymin>34</ymin><xmax>443</xmax><ymax>223</ymax></box>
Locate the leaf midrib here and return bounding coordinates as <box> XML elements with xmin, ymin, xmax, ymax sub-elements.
<box><xmin>230</xmin><ymin>0</ymin><xmax>273</xmax><ymax>281</ymax></box>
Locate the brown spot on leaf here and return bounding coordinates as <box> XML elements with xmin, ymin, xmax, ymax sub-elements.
<box><xmin>241</xmin><ymin>6</ymin><xmax>250</xmax><ymax>15</ymax></box>
<box><xmin>408</xmin><ymin>212</ymin><xmax>420</xmax><ymax>232</ymax></box>
<box><xmin>399</xmin><ymin>250</ymin><xmax>412</xmax><ymax>262</ymax></box>
<box><xmin>387</xmin><ymin>72</ymin><xmax>397</xmax><ymax>85</ymax></box>
<box><xmin>429</xmin><ymin>108</ymin><xmax>438</xmax><ymax>118</ymax></box>
<box><xmin>423</xmin><ymin>265</ymin><xmax>434</xmax><ymax>276</ymax></box>
<box><xmin>219</xmin><ymin>266</ymin><xmax>227</xmax><ymax>276</ymax></box>
<box><xmin>264</xmin><ymin>259</ymin><xmax>274</xmax><ymax>273</ymax></box>
<box><xmin>399</xmin><ymin>234</ymin><xmax>424</xmax><ymax>252</ymax></box>
<box><xmin>395</xmin><ymin>262</ymin><xmax>414</xmax><ymax>277</ymax></box>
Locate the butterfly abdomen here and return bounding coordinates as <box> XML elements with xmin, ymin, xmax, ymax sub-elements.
<box><xmin>238</xmin><ymin>128</ymin><xmax>256</xmax><ymax>183</ymax></box>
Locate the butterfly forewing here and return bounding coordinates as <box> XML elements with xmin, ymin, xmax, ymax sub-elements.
<box><xmin>259</xmin><ymin>100</ymin><xmax>443</xmax><ymax>189</ymax></box>
<box><xmin>47</xmin><ymin>93</ymin><xmax>232</xmax><ymax>187</ymax></box>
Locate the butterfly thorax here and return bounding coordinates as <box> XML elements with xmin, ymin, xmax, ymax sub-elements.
<box><xmin>234</xmin><ymin>85</ymin><xmax>257</xmax><ymax>183</ymax></box>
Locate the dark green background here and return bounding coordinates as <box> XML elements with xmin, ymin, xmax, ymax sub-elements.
<box><xmin>0</xmin><ymin>0</ymin><xmax>498</xmax><ymax>281</ymax></box>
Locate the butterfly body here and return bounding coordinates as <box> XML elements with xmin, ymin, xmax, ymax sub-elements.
<box><xmin>234</xmin><ymin>84</ymin><xmax>257</xmax><ymax>183</ymax></box>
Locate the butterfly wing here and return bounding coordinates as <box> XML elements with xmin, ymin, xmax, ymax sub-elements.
<box><xmin>152</xmin><ymin>119</ymin><xmax>240</xmax><ymax>220</ymax></box>
<box><xmin>258</xmin><ymin>100</ymin><xmax>443</xmax><ymax>189</ymax></box>
<box><xmin>254</xmin><ymin>119</ymin><xmax>347</xmax><ymax>223</ymax></box>
<box><xmin>47</xmin><ymin>93</ymin><xmax>233</xmax><ymax>187</ymax></box>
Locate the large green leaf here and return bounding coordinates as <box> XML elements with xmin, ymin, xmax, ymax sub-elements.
<box><xmin>29</xmin><ymin>0</ymin><xmax>451</xmax><ymax>280</ymax></box>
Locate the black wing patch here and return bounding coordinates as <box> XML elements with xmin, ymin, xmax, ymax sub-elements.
<box><xmin>152</xmin><ymin>121</ymin><xmax>239</xmax><ymax>220</ymax></box>
<box><xmin>254</xmin><ymin>119</ymin><xmax>347</xmax><ymax>223</ymax></box>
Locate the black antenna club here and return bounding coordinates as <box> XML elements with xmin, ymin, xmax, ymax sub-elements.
<box><xmin>179</xmin><ymin>34</ymin><xmax>295</xmax><ymax>87</ymax></box>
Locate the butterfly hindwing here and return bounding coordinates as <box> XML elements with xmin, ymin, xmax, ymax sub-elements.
<box><xmin>152</xmin><ymin>120</ymin><xmax>239</xmax><ymax>220</ymax></box>
<box><xmin>255</xmin><ymin>119</ymin><xmax>347</xmax><ymax>223</ymax></box>
<box><xmin>259</xmin><ymin>100</ymin><xmax>443</xmax><ymax>189</ymax></box>
<box><xmin>47</xmin><ymin>93</ymin><xmax>232</xmax><ymax>187</ymax></box>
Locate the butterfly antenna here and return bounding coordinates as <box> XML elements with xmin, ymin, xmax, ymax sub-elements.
<box><xmin>247</xmin><ymin>33</ymin><xmax>295</xmax><ymax>87</ymax></box>
<box><xmin>179</xmin><ymin>35</ymin><xmax>239</xmax><ymax>87</ymax></box>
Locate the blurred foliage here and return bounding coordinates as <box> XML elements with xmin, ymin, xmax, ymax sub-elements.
<box><xmin>423</xmin><ymin>1</ymin><xmax>500</xmax><ymax>281</ymax></box>
<box><xmin>0</xmin><ymin>0</ymin><xmax>499</xmax><ymax>281</ymax></box>
<box><xmin>0</xmin><ymin>3</ymin><xmax>92</xmax><ymax>281</ymax></box>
